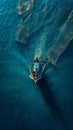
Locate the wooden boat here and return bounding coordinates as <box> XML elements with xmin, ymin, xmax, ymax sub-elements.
<box><xmin>30</xmin><ymin>57</ymin><xmax>47</xmax><ymax>83</ymax></box>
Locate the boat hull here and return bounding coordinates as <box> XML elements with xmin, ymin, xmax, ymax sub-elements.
<box><xmin>30</xmin><ymin>60</ymin><xmax>47</xmax><ymax>83</ymax></box>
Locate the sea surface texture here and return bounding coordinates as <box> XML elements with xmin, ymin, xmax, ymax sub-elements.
<box><xmin>0</xmin><ymin>0</ymin><xmax>73</xmax><ymax>130</ymax></box>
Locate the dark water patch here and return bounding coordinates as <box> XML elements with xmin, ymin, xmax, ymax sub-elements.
<box><xmin>38</xmin><ymin>76</ymin><xmax>67</xmax><ymax>130</ymax></box>
<box><xmin>0</xmin><ymin>90</ymin><xmax>18</xmax><ymax>130</ymax></box>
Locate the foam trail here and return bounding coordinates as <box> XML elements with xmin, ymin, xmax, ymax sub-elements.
<box><xmin>34</xmin><ymin>27</ymin><xmax>48</xmax><ymax>59</ymax></box>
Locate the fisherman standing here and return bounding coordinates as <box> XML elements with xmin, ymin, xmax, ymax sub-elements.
<box><xmin>33</xmin><ymin>57</ymin><xmax>40</xmax><ymax>72</ymax></box>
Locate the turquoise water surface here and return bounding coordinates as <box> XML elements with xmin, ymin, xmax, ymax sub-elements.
<box><xmin>0</xmin><ymin>0</ymin><xmax>73</xmax><ymax>130</ymax></box>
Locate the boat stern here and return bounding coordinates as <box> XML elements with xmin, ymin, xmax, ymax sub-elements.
<box><xmin>30</xmin><ymin>74</ymin><xmax>38</xmax><ymax>84</ymax></box>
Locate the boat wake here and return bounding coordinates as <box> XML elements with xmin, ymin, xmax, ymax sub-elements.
<box><xmin>16</xmin><ymin>0</ymin><xmax>73</xmax><ymax>66</ymax></box>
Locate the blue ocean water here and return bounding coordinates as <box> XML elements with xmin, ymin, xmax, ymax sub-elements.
<box><xmin>0</xmin><ymin>0</ymin><xmax>73</xmax><ymax>130</ymax></box>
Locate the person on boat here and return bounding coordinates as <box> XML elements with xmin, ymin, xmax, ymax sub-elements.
<box><xmin>33</xmin><ymin>57</ymin><xmax>39</xmax><ymax>71</ymax></box>
<box><xmin>32</xmin><ymin>57</ymin><xmax>40</xmax><ymax>78</ymax></box>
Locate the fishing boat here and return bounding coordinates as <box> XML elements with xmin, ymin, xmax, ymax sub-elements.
<box><xmin>30</xmin><ymin>57</ymin><xmax>47</xmax><ymax>83</ymax></box>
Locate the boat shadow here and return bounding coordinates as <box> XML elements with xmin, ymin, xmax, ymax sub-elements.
<box><xmin>37</xmin><ymin>76</ymin><xmax>67</xmax><ymax>129</ymax></box>
<box><xmin>37</xmin><ymin>76</ymin><xmax>57</xmax><ymax>114</ymax></box>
